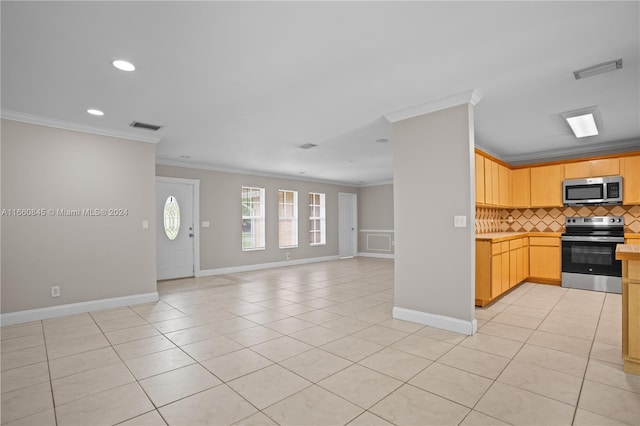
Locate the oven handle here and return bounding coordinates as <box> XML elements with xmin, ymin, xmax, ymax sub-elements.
<box><xmin>561</xmin><ymin>236</ymin><xmax>625</xmax><ymax>243</ymax></box>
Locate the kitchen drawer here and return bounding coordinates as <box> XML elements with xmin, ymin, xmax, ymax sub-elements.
<box><xmin>530</xmin><ymin>236</ymin><xmax>560</xmax><ymax>247</ymax></box>
<box><xmin>491</xmin><ymin>242</ymin><xmax>509</xmax><ymax>255</ymax></box>
<box><xmin>510</xmin><ymin>239</ymin><xmax>523</xmax><ymax>250</ymax></box>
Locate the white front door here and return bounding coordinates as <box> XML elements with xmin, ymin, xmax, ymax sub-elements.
<box><xmin>157</xmin><ymin>179</ymin><xmax>195</xmax><ymax>280</ymax></box>
<box><xmin>339</xmin><ymin>192</ymin><xmax>358</xmax><ymax>258</ymax></box>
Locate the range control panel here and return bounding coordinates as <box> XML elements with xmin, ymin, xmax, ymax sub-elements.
<box><xmin>565</xmin><ymin>216</ymin><xmax>624</xmax><ymax>226</ymax></box>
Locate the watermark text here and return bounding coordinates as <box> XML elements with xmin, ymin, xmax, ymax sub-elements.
<box><xmin>1</xmin><ymin>208</ymin><xmax>129</xmax><ymax>217</ymax></box>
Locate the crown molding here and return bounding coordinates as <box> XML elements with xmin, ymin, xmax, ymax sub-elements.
<box><xmin>474</xmin><ymin>143</ymin><xmax>504</xmax><ymax>161</ymax></box>
<box><xmin>358</xmin><ymin>180</ymin><xmax>394</xmax><ymax>188</ymax></box>
<box><xmin>0</xmin><ymin>109</ymin><xmax>162</xmax><ymax>144</ymax></box>
<box><xmin>503</xmin><ymin>138</ymin><xmax>640</xmax><ymax>165</ymax></box>
<box><xmin>384</xmin><ymin>89</ymin><xmax>483</xmax><ymax>124</ymax></box>
<box><xmin>155</xmin><ymin>158</ymin><xmax>362</xmax><ymax>188</ymax></box>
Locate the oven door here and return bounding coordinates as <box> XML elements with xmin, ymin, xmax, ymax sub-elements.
<box><xmin>561</xmin><ymin>236</ymin><xmax>623</xmax><ymax>277</ymax></box>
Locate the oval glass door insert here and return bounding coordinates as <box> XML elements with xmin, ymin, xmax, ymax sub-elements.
<box><xmin>163</xmin><ymin>196</ymin><xmax>180</xmax><ymax>240</ymax></box>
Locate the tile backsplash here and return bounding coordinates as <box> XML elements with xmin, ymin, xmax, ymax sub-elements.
<box><xmin>476</xmin><ymin>205</ymin><xmax>640</xmax><ymax>234</ymax></box>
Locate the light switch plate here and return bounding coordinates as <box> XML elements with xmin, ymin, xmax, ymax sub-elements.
<box><xmin>202</xmin><ymin>221</ymin><xmax>210</xmax><ymax>228</ymax></box>
<box><xmin>142</xmin><ymin>220</ymin><xmax>149</xmax><ymax>229</ymax></box>
<box><xmin>454</xmin><ymin>215</ymin><xmax>467</xmax><ymax>227</ymax></box>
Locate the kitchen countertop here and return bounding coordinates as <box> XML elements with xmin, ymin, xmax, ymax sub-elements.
<box><xmin>616</xmin><ymin>244</ymin><xmax>640</xmax><ymax>261</ymax></box>
<box><xmin>476</xmin><ymin>232</ymin><xmax>561</xmax><ymax>242</ymax></box>
<box><xmin>477</xmin><ymin>232</ymin><xmax>639</xmax><ymax>242</ymax></box>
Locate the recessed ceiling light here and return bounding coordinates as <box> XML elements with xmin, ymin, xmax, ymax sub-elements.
<box><xmin>573</xmin><ymin>59</ymin><xmax>622</xmax><ymax>80</ymax></box>
<box><xmin>376</xmin><ymin>138</ymin><xmax>389</xmax><ymax>143</ymax></box>
<box><xmin>87</xmin><ymin>108</ymin><xmax>104</xmax><ymax>116</ymax></box>
<box><xmin>561</xmin><ymin>107</ymin><xmax>600</xmax><ymax>138</ymax></box>
<box><xmin>112</xmin><ymin>59</ymin><xmax>136</xmax><ymax>72</ymax></box>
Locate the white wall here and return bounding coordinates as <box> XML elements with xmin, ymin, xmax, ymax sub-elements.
<box><xmin>156</xmin><ymin>164</ymin><xmax>357</xmax><ymax>272</ymax></box>
<box><xmin>358</xmin><ymin>184</ymin><xmax>394</xmax><ymax>257</ymax></box>
<box><xmin>392</xmin><ymin>103</ymin><xmax>476</xmax><ymax>334</ymax></box>
<box><xmin>1</xmin><ymin>120</ymin><xmax>157</xmax><ymax>319</ymax></box>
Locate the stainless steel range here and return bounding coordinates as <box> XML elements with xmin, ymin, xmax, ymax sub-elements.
<box><xmin>561</xmin><ymin>216</ymin><xmax>624</xmax><ymax>293</ymax></box>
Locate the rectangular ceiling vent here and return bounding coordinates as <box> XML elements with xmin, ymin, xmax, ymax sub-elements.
<box><xmin>298</xmin><ymin>143</ymin><xmax>318</xmax><ymax>150</ymax></box>
<box><xmin>574</xmin><ymin>59</ymin><xmax>622</xmax><ymax>80</ymax></box>
<box><xmin>130</xmin><ymin>121</ymin><xmax>162</xmax><ymax>131</ymax></box>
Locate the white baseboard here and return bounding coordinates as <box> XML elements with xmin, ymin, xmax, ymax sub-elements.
<box><xmin>357</xmin><ymin>252</ymin><xmax>395</xmax><ymax>259</ymax></box>
<box><xmin>0</xmin><ymin>292</ymin><xmax>159</xmax><ymax>326</ymax></box>
<box><xmin>197</xmin><ymin>255</ymin><xmax>341</xmax><ymax>277</ymax></box>
<box><xmin>393</xmin><ymin>306</ymin><xmax>477</xmax><ymax>335</ymax></box>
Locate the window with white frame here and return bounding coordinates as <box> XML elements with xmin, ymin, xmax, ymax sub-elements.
<box><xmin>279</xmin><ymin>190</ymin><xmax>298</xmax><ymax>248</ymax></box>
<box><xmin>241</xmin><ymin>186</ymin><xmax>265</xmax><ymax>250</ymax></box>
<box><xmin>309</xmin><ymin>192</ymin><xmax>326</xmax><ymax>246</ymax></box>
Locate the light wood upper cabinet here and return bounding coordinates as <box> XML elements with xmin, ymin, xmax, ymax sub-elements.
<box><xmin>481</xmin><ymin>157</ymin><xmax>501</xmax><ymax>206</ymax></box>
<box><xmin>491</xmin><ymin>160</ymin><xmax>500</xmax><ymax>206</ymax></box>
<box><xmin>475</xmin><ymin>150</ymin><xmax>637</xmax><ymax>208</ymax></box>
<box><xmin>475</xmin><ymin>153</ymin><xmax>485</xmax><ymax>204</ymax></box>
<box><xmin>591</xmin><ymin>158</ymin><xmax>620</xmax><ymax>176</ymax></box>
<box><xmin>499</xmin><ymin>164</ymin><xmax>511</xmax><ymax>207</ymax></box>
<box><xmin>484</xmin><ymin>157</ymin><xmax>494</xmax><ymax>205</ymax></box>
<box><xmin>564</xmin><ymin>161</ymin><xmax>591</xmax><ymax>179</ymax></box>
<box><xmin>530</xmin><ymin>164</ymin><xmax>564</xmax><ymax>207</ymax></box>
<box><xmin>564</xmin><ymin>158</ymin><xmax>620</xmax><ymax>179</ymax></box>
<box><xmin>622</xmin><ymin>155</ymin><xmax>640</xmax><ymax>205</ymax></box>
<box><xmin>511</xmin><ymin>168</ymin><xmax>530</xmax><ymax>208</ymax></box>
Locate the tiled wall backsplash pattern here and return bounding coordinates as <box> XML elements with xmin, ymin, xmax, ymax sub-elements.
<box><xmin>476</xmin><ymin>205</ymin><xmax>640</xmax><ymax>234</ymax></box>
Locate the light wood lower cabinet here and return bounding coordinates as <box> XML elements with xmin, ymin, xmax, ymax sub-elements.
<box><xmin>616</xmin><ymin>246</ymin><xmax>640</xmax><ymax>375</ymax></box>
<box><xmin>476</xmin><ymin>237</ymin><xmax>529</xmax><ymax>306</ymax></box>
<box><xmin>529</xmin><ymin>236</ymin><xmax>561</xmax><ymax>284</ymax></box>
<box><xmin>523</xmin><ymin>239</ymin><xmax>530</xmax><ymax>283</ymax></box>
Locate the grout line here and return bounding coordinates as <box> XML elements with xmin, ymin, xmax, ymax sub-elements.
<box><xmin>570</xmin><ymin>293</ymin><xmax>607</xmax><ymax>426</ymax></box>
<box><xmin>41</xmin><ymin>321</ymin><xmax>59</xmax><ymax>426</ymax></box>
<box><xmin>6</xmin><ymin>258</ymin><xmax>628</xmax><ymax>426</ymax></box>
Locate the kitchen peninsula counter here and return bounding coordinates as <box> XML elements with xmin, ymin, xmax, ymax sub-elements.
<box><xmin>616</xmin><ymin>244</ymin><xmax>640</xmax><ymax>375</ymax></box>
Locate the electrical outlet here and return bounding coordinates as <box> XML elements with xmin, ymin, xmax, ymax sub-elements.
<box><xmin>286</xmin><ymin>252</ymin><xmax>291</xmax><ymax>261</ymax></box>
<box><xmin>51</xmin><ymin>286</ymin><xmax>60</xmax><ymax>298</ymax></box>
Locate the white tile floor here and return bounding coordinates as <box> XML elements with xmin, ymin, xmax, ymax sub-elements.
<box><xmin>1</xmin><ymin>257</ymin><xmax>639</xmax><ymax>425</ymax></box>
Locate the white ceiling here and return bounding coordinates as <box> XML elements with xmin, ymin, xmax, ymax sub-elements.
<box><xmin>2</xmin><ymin>1</ymin><xmax>639</xmax><ymax>186</ymax></box>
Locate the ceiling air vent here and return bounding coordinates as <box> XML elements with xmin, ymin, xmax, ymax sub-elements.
<box><xmin>574</xmin><ymin>59</ymin><xmax>622</xmax><ymax>80</ymax></box>
<box><xmin>130</xmin><ymin>121</ymin><xmax>162</xmax><ymax>131</ymax></box>
<box><xmin>298</xmin><ymin>143</ymin><xmax>318</xmax><ymax>150</ymax></box>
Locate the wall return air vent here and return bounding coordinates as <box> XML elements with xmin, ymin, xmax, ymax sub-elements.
<box><xmin>130</xmin><ymin>121</ymin><xmax>162</xmax><ymax>131</ymax></box>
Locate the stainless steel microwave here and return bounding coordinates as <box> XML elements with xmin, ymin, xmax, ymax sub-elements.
<box><xmin>562</xmin><ymin>176</ymin><xmax>623</xmax><ymax>206</ymax></box>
